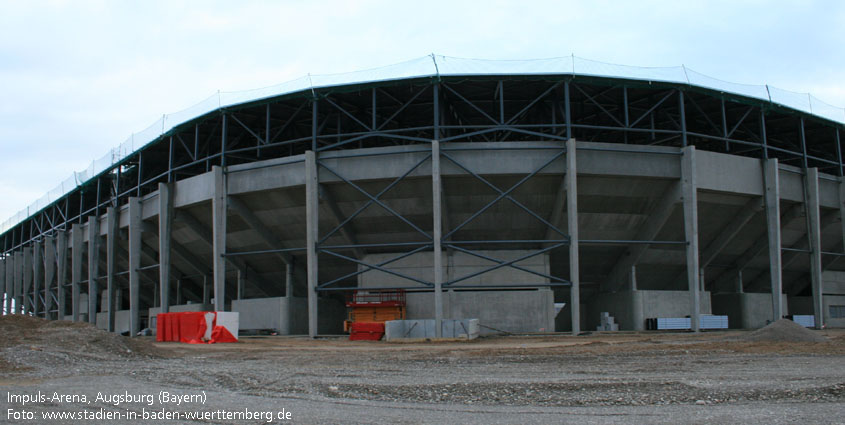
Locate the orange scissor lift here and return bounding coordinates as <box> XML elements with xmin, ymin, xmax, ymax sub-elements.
<box><xmin>344</xmin><ymin>290</ymin><xmax>406</xmax><ymax>341</ymax></box>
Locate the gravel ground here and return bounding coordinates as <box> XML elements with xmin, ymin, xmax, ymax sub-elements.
<box><xmin>0</xmin><ymin>316</ymin><xmax>843</xmax><ymax>424</ymax></box>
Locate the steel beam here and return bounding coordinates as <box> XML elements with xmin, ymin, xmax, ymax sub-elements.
<box><xmin>128</xmin><ymin>197</ymin><xmax>142</xmax><ymax>336</ymax></box>
<box><xmin>681</xmin><ymin>146</ymin><xmax>700</xmax><ymax>332</ymax></box>
<box><xmin>566</xmin><ymin>138</ymin><xmax>580</xmax><ymax>335</ymax></box>
<box><xmin>305</xmin><ymin>150</ymin><xmax>319</xmax><ymax>337</ymax></box>
<box><xmin>87</xmin><ymin>216</ymin><xmax>100</xmax><ymax>324</ymax></box>
<box><xmin>763</xmin><ymin>159</ymin><xmax>782</xmax><ymax>320</ymax></box>
<box><xmin>158</xmin><ymin>182</ymin><xmax>173</xmax><ymax>313</ymax></box>
<box><xmin>804</xmin><ymin>168</ymin><xmax>823</xmax><ymax>329</ymax></box>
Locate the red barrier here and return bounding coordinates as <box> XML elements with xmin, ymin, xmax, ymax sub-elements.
<box><xmin>349</xmin><ymin>322</ymin><xmax>385</xmax><ymax>341</ymax></box>
<box><xmin>156</xmin><ymin>312</ymin><xmax>237</xmax><ymax>343</ymax></box>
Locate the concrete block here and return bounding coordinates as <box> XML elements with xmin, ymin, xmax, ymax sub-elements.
<box><xmin>383</xmin><ymin>319</ymin><xmax>480</xmax><ymax>340</ymax></box>
<box><xmin>96</xmin><ymin>310</ymin><xmax>130</xmax><ymax>334</ymax></box>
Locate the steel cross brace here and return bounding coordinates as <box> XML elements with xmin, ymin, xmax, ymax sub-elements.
<box><xmin>316</xmin><ymin>155</ymin><xmax>433</xmax><ymax>243</ymax></box>
<box><xmin>440</xmin><ymin>149</ymin><xmax>569</xmax><ymax>240</ymax></box>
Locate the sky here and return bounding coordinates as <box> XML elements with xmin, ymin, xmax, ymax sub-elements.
<box><xmin>1</xmin><ymin>0</ymin><xmax>844</xmax><ymax>227</ymax></box>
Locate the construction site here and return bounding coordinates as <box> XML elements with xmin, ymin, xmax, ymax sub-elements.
<box><xmin>1</xmin><ymin>56</ymin><xmax>844</xmax><ymax>423</ymax></box>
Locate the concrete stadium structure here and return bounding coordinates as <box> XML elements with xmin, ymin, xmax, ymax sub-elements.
<box><xmin>2</xmin><ymin>57</ymin><xmax>845</xmax><ymax>336</ymax></box>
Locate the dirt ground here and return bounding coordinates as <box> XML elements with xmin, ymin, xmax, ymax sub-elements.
<box><xmin>0</xmin><ymin>316</ymin><xmax>843</xmax><ymax>424</ymax></box>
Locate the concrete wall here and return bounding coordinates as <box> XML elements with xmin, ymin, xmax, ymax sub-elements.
<box><xmin>231</xmin><ymin>297</ymin><xmax>322</xmax><ymax>334</ymax></box>
<box><xmin>823</xmin><ymin>295</ymin><xmax>845</xmax><ymax>328</ymax></box>
<box><xmin>397</xmin><ymin>289</ymin><xmax>554</xmax><ymax>334</ymax></box>
<box><xmin>712</xmin><ymin>293</ymin><xmax>788</xmax><ymax>329</ymax></box>
<box><xmin>95</xmin><ymin>310</ymin><xmax>130</xmax><ymax>334</ymax></box>
<box><xmin>823</xmin><ymin>271</ymin><xmax>845</xmax><ymax>295</ymax></box>
<box><xmin>587</xmin><ymin>290</ymin><xmax>711</xmax><ymax>331</ymax></box>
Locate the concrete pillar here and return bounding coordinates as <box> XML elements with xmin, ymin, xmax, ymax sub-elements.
<box><xmin>87</xmin><ymin>216</ymin><xmax>100</xmax><ymax>323</ymax></box>
<box><xmin>57</xmin><ymin>231</ymin><xmax>67</xmax><ymax>319</ymax></box>
<box><xmin>3</xmin><ymin>258</ymin><xmax>10</xmax><ymax>314</ymax></box>
<box><xmin>158</xmin><ymin>182</ymin><xmax>172</xmax><ymax>313</ymax></box>
<box><xmin>202</xmin><ymin>275</ymin><xmax>210</xmax><ymax>305</ymax></box>
<box><xmin>763</xmin><ymin>158</ymin><xmax>783</xmax><ymax>321</ymax></box>
<box><xmin>681</xmin><ymin>146</ymin><xmax>701</xmax><ymax>332</ymax></box>
<box><xmin>106</xmin><ymin>207</ymin><xmax>118</xmax><ymax>332</ymax></box>
<box><xmin>236</xmin><ymin>271</ymin><xmax>244</xmax><ymax>300</ymax></box>
<box><xmin>566</xmin><ymin>138</ymin><xmax>580</xmax><ymax>335</ymax></box>
<box><xmin>176</xmin><ymin>279</ymin><xmax>182</xmax><ymax>305</ymax></box>
<box><xmin>285</xmin><ymin>261</ymin><xmax>294</xmax><ymax>298</ymax></box>
<box><xmin>631</xmin><ymin>289</ymin><xmax>645</xmax><ymax>331</ymax></box>
<box><xmin>71</xmin><ymin>224</ymin><xmax>83</xmax><ymax>321</ymax></box>
<box><xmin>23</xmin><ymin>246</ymin><xmax>32</xmax><ymax>314</ymax></box>
<box><xmin>32</xmin><ymin>241</ymin><xmax>42</xmax><ymax>316</ymax></box>
<box><xmin>212</xmin><ymin>166</ymin><xmax>227</xmax><ymax>312</ymax></box>
<box><xmin>629</xmin><ymin>265</ymin><xmax>637</xmax><ymax>291</ymax></box>
<box><xmin>14</xmin><ymin>251</ymin><xmax>23</xmax><ymax>314</ymax></box>
<box><xmin>736</xmin><ymin>270</ymin><xmax>744</xmax><ymax>293</ymax></box>
<box><xmin>128</xmin><ymin>197</ymin><xmax>142</xmax><ymax>336</ymax></box>
<box><xmin>305</xmin><ymin>151</ymin><xmax>319</xmax><ymax>337</ymax></box>
<box><xmin>1</xmin><ymin>258</ymin><xmax>6</xmax><ymax>314</ymax></box>
<box><xmin>44</xmin><ymin>236</ymin><xmax>55</xmax><ymax>319</ymax></box>
<box><xmin>805</xmin><ymin>168</ymin><xmax>823</xmax><ymax>329</ymax></box>
<box><xmin>14</xmin><ymin>251</ymin><xmax>22</xmax><ymax>314</ymax></box>
<box><xmin>432</xmin><ymin>140</ymin><xmax>444</xmax><ymax>338</ymax></box>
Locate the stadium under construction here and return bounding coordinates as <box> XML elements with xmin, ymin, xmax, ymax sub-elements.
<box><xmin>1</xmin><ymin>56</ymin><xmax>845</xmax><ymax>337</ymax></box>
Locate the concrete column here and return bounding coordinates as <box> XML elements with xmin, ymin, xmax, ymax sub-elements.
<box><xmin>3</xmin><ymin>258</ymin><xmax>10</xmax><ymax>314</ymax></box>
<box><xmin>57</xmin><ymin>231</ymin><xmax>67</xmax><ymax>319</ymax></box>
<box><xmin>176</xmin><ymin>279</ymin><xmax>182</xmax><ymax>305</ymax></box>
<box><xmin>158</xmin><ymin>182</ymin><xmax>172</xmax><ymax>313</ymax></box>
<box><xmin>71</xmin><ymin>224</ymin><xmax>83</xmax><ymax>321</ymax></box>
<box><xmin>736</xmin><ymin>270</ymin><xmax>744</xmax><ymax>293</ymax></box>
<box><xmin>629</xmin><ymin>265</ymin><xmax>637</xmax><ymax>291</ymax></box>
<box><xmin>236</xmin><ymin>271</ymin><xmax>244</xmax><ymax>300</ymax></box>
<box><xmin>128</xmin><ymin>197</ymin><xmax>142</xmax><ymax>336</ymax></box>
<box><xmin>44</xmin><ymin>236</ymin><xmax>55</xmax><ymax>319</ymax></box>
<box><xmin>23</xmin><ymin>246</ymin><xmax>32</xmax><ymax>314</ymax></box>
<box><xmin>305</xmin><ymin>151</ymin><xmax>319</xmax><ymax>337</ymax></box>
<box><xmin>32</xmin><ymin>241</ymin><xmax>42</xmax><ymax>316</ymax></box>
<box><xmin>212</xmin><ymin>166</ymin><xmax>227</xmax><ymax>312</ymax></box>
<box><xmin>14</xmin><ymin>251</ymin><xmax>22</xmax><ymax>314</ymax></box>
<box><xmin>1</xmin><ymin>258</ymin><xmax>6</xmax><ymax>314</ymax></box>
<box><xmin>202</xmin><ymin>275</ymin><xmax>210</xmax><ymax>305</ymax></box>
<box><xmin>566</xmin><ymin>138</ymin><xmax>580</xmax><ymax>335</ymax></box>
<box><xmin>432</xmin><ymin>140</ymin><xmax>444</xmax><ymax>338</ymax></box>
<box><xmin>763</xmin><ymin>158</ymin><xmax>783</xmax><ymax>321</ymax></box>
<box><xmin>87</xmin><ymin>216</ymin><xmax>100</xmax><ymax>323</ymax></box>
<box><xmin>681</xmin><ymin>146</ymin><xmax>701</xmax><ymax>332</ymax></box>
<box><xmin>805</xmin><ymin>168</ymin><xmax>823</xmax><ymax>329</ymax></box>
<box><xmin>285</xmin><ymin>261</ymin><xmax>294</xmax><ymax>298</ymax></box>
<box><xmin>106</xmin><ymin>207</ymin><xmax>118</xmax><ymax>332</ymax></box>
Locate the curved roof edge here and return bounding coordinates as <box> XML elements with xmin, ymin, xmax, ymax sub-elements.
<box><xmin>3</xmin><ymin>54</ymin><xmax>845</xmax><ymax>233</ymax></box>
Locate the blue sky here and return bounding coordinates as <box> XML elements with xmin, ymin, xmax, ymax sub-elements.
<box><xmin>1</xmin><ymin>0</ymin><xmax>844</xmax><ymax>225</ymax></box>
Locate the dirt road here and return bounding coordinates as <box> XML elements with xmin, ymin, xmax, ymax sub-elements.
<box><xmin>0</xmin><ymin>316</ymin><xmax>843</xmax><ymax>424</ymax></box>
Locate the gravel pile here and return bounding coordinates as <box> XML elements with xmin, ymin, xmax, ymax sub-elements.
<box><xmin>0</xmin><ymin>315</ymin><xmax>161</xmax><ymax>373</ymax></box>
<box><xmin>741</xmin><ymin>319</ymin><xmax>827</xmax><ymax>343</ymax></box>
